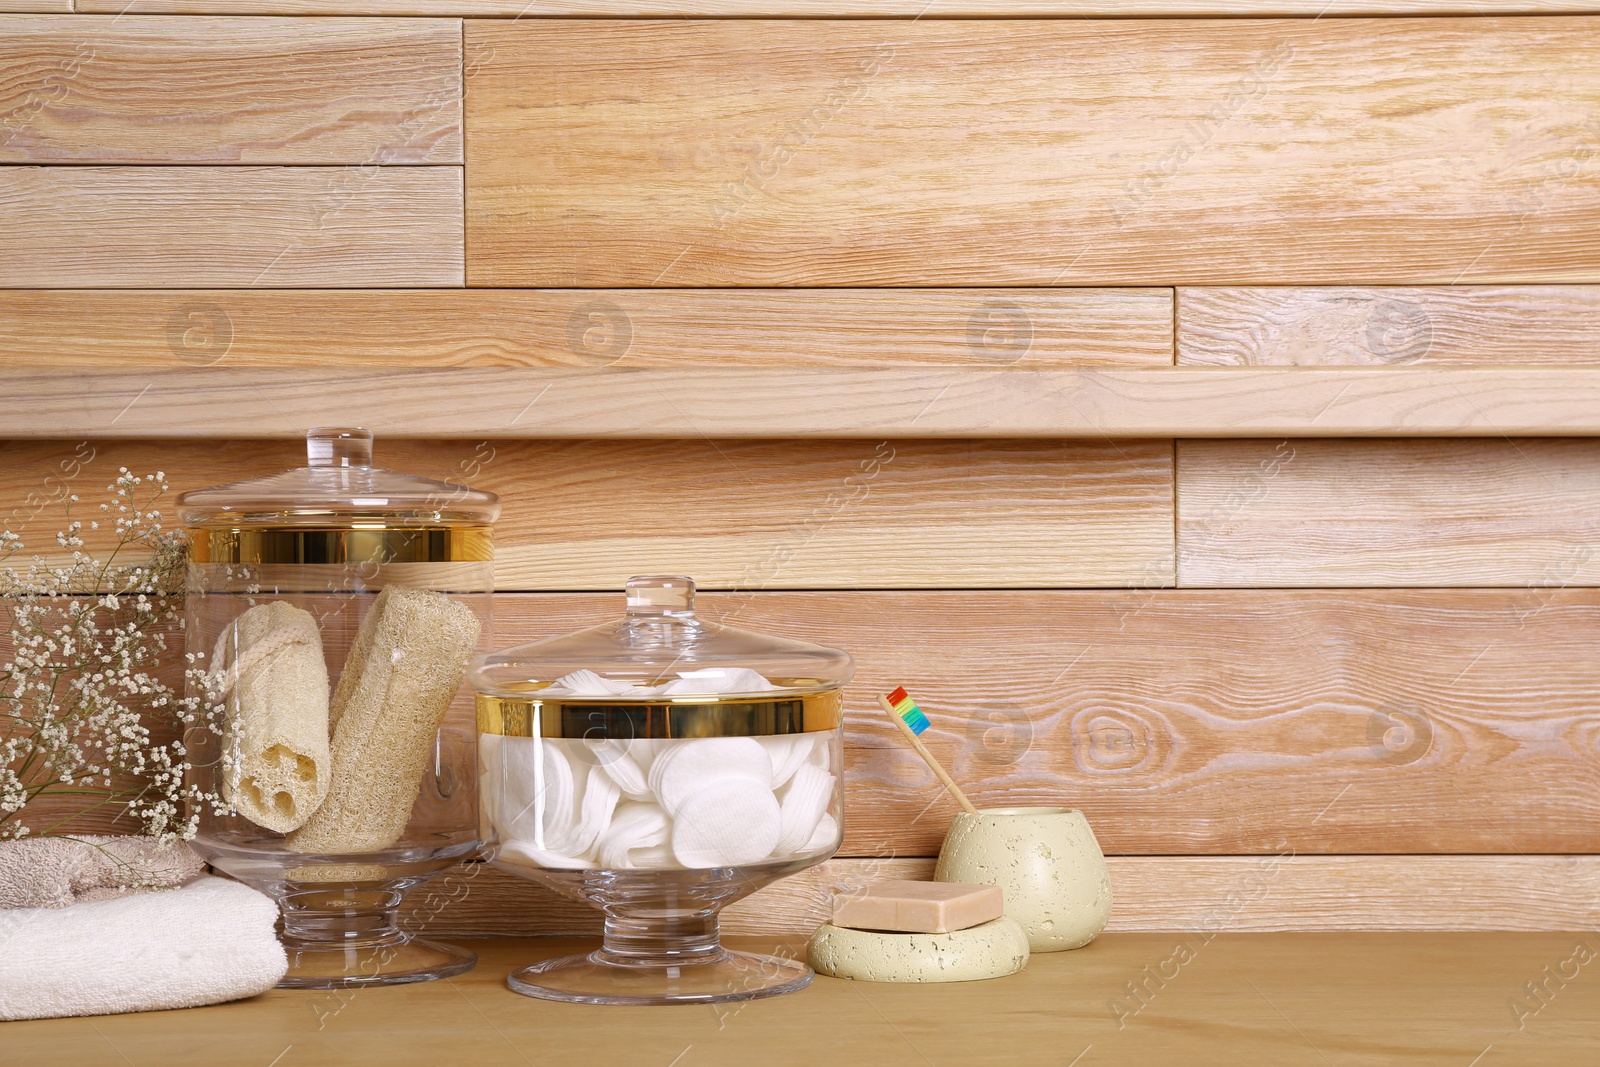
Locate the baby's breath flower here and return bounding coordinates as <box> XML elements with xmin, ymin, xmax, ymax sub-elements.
<box><xmin>1</xmin><ymin>472</ymin><xmax>224</xmax><ymax>841</ymax></box>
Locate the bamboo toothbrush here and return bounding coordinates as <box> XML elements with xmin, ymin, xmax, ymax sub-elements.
<box><xmin>877</xmin><ymin>687</ymin><xmax>979</xmax><ymax>816</ymax></box>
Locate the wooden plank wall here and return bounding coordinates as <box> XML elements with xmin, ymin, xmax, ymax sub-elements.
<box><xmin>4</xmin><ymin>9</ymin><xmax>1600</xmax><ymax>934</ymax></box>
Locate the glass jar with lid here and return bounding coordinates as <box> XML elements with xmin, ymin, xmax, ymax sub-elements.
<box><xmin>178</xmin><ymin>428</ymin><xmax>497</xmax><ymax>988</ymax></box>
<box><xmin>470</xmin><ymin>575</ymin><xmax>852</xmax><ymax>1005</ymax></box>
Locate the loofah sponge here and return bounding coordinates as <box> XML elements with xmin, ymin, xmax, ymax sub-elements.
<box><xmin>217</xmin><ymin>602</ymin><xmax>332</xmax><ymax>834</ymax></box>
<box><xmin>288</xmin><ymin>586</ymin><xmax>480</xmax><ymax>855</ymax></box>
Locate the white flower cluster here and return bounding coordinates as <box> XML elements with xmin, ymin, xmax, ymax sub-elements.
<box><xmin>1</xmin><ymin>469</ymin><xmax>228</xmax><ymax>844</ymax></box>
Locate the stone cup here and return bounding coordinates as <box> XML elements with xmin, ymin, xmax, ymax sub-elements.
<box><xmin>934</xmin><ymin>807</ymin><xmax>1111</xmax><ymax>952</ymax></box>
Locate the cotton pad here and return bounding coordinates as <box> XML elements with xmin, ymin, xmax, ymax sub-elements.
<box><xmin>648</xmin><ymin>737</ymin><xmax>773</xmax><ymax>816</ymax></box>
<box><xmin>759</xmin><ymin>733</ymin><xmax>817</xmax><ymax>789</ymax></box>
<box><xmin>589</xmin><ymin>740</ymin><xmax>651</xmax><ymax>800</ymax></box>
<box><xmin>596</xmin><ymin>802</ymin><xmax>671</xmax><ymax>869</ymax></box>
<box><xmin>671</xmin><ymin>778</ymin><xmax>781</xmax><ymax>868</ymax></box>
<box><xmin>773</xmin><ymin>762</ymin><xmax>835</xmax><ymax>856</ymax></box>
<box><xmin>804</xmin><ymin>813</ymin><xmax>840</xmax><ymax>854</ymax></box>
<box><xmin>499</xmin><ymin>839</ymin><xmax>590</xmax><ymax>870</ymax></box>
<box><xmin>567</xmin><ymin>765</ymin><xmax>622</xmax><ymax>858</ymax></box>
<box><xmin>479</xmin><ymin>734</ymin><xmax>575</xmax><ymax>851</ymax></box>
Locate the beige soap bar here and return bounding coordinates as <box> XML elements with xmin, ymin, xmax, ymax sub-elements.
<box><xmin>831</xmin><ymin>879</ymin><xmax>1004</xmax><ymax>934</ymax></box>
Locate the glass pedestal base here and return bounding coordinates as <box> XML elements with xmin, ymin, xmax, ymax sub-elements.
<box><xmin>281</xmin><ymin>936</ymin><xmax>476</xmax><ymax>989</ymax></box>
<box><xmin>509</xmin><ymin>947</ymin><xmax>811</xmax><ymax>1006</ymax></box>
<box><xmin>275</xmin><ymin>886</ymin><xmax>475</xmax><ymax>989</ymax></box>
<box><xmin>497</xmin><ymin>858</ymin><xmax>823</xmax><ymax>1005</ymax></box>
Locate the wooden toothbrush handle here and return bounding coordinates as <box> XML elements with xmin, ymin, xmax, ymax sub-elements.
<box><xmin>877</xmin><ymin>695</ymin><xmax>980</xmax><ymax>816</ymax></box>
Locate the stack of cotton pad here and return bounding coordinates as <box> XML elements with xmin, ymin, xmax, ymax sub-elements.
<box><xmin>482</xmin><ymin>726</ymin><xmax>839</xmax><ymax>870</ymax></box>
<box><xmin>536</xmin><ymin>666</ymin><xmax>785</xmax><ymax>700</ymax></box>
<box><xmin>807</xmin><ymin>880</ymin><xmax>1030</xmax><ymax>983</ymax></box>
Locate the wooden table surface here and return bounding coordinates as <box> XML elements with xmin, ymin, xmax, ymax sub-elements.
<box><xmin>7</xmin><ymin>934</ymin><xmax>1599</xmax><ymax>1066</ymax></box>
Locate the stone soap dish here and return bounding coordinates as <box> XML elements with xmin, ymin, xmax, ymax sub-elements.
<box><xmin>807</xmin><ymin>918</ymin><xmax>1030</xmax><ymax>983</ymax></box>
<box><xmin>807</xmin><ymin>879</ymin><xmax>1028</xmax><ymax>983</ymax></box>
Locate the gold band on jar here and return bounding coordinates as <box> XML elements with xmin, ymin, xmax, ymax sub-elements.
<box><xmin>190</xmin><ymin>526</ymin><xmax>492</xmax><ymax>565</ymax></box>
<box><xmin>476</xmin><ymin>690</ymin><xmax>844</xmax><ymax>738</ymax></box>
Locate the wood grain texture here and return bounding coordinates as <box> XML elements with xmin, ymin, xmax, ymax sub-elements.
<box><xmin>466</xmin><ymin>18</ymin><xmax>1600</xmax><ymax>286</ymax></box>
<box><xmin>0</xmin><ymin>165</ymin><xmax>464</xmax><ymax>286</ymax></box>
<box><xmin>494</xmin><ymin>589</ymin><xmax>1600</xmax><ymax>856</ymax></box>
<box><xmin>67</xmin><ymin>0</ymin><xmax>1600</xmax><ymax>12</ymax></box>
<box><xmin>0</xmin><ymin>289</ymin><xmax>1173</xmax><ymax>368</ymax></box>
<box><xmin>1178</xmin><ymin>439</ymin><xmax>1600</xmax><ymax>586</ymax></box>
<box><xmin>14</xmin><ymin>934</ymin><xmax>1600</xmax><ymax>1067</ymax></box>
<box><xmin>11</xmin><ymin>588</ymin><xmax>1600</xmax><ymax>854</ymax></box>
<box><xmin>0</xmin><ymin>0</ymin><xmax>71</xmax><ymax>11</ymax></box>
<box><xmin>7</xmin><ymin>367</ymin><xmax>1600</xmax><ymax>437</ymax></box>
<box><xmin>419</xmin><ymin>856</ymin><xmax>1600</xmax><ymax>937</ymax></box>
<box><xmin>0</xmin><ymin>167</ymin><xmax>464</xmax><ymax>287</ymax></box>
<box><xmin>0</xmin><ymin>17</ymin><xmax>461</xmax><ymax>164</ymax></box>
<box><xmin>1180</xmin><ymin>287</ymin><xmax>1600</xmax><ymax>366</ymax></box>
<box><xmin>0</xmin><ymin>438</ymin><xmax>1174</xmax><ymax>590</ymax></box>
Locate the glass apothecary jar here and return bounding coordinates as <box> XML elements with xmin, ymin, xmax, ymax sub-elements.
<box><xmin>179</xmin><ymin>428</ymin><xmax>498</xmax><ymax>988</ymax></box>
<box><xmin>470</xmin><ymin>576</ymin><xmax>852</xmax><ymax>1005</ymax></box>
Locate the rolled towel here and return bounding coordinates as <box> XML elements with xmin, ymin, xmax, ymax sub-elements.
<box><xmin>289</xmin><ymin>586</ymin><xmax>481</xmax><ymax>854</ymax></box>
<box><xmin>0</xmin><ymin>836</ymin><xmax>205</xmax><ymax>910</ymax></box>
<box><xmin>0</xmin><ymin>874</ymin><xmax>287</xmax><ymax>1021</ymax></box>
<box><xmin>216</xmin><ymin>601</ymin><xmax>332</xmax><ymax>834</ymax></box>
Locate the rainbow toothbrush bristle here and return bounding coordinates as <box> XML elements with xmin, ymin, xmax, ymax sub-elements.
<box><xmin>888</xmin><ymin>687</ymin><xmax>930</xmax><ymax>736</ymax></box>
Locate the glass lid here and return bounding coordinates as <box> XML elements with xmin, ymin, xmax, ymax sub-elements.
<box><xmin>470</xmin><ymin>576</ymin><xmax>854</xmax><ymax>700</ymax></box>
<box><xmin>177</xmin><ymin>428</ymin><xmax>500</xmax><ymax>528</ymax></box>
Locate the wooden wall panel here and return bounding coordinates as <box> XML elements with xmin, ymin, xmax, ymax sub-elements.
<box><xmin>0</xmin><ymin>167</ymin><xmax>464</xmax><ymax>288</ymax></box>
<box><xmin>1178</xmin><ymin>439</ymin><xmax>1600</xmax><ymax>586</ymax></box>
<box><xmin>420</xmin><ymin>856</ymin><xmax>1600</xmax><ymax>937</ymax></box>
<box><xmin>0</xmin><ymin>18</ymin><xmax>462</xmax><ymax>165</ymax></box>
<box><xmin>73</xmin><ymin>1</ymin><xmax>1600</xmax><ymax>16</ymax></box>
<box><xmin>496</xmin><ymin>589</ymin><xmax>1600</xmax><ymax>856</ymax></box>
<box><xmin>15</xmin><ymin>588</ymin><xmax>1598</xmax><ymax>856</ymax></box>
<box><xmin>10</xmin><ymin>367</ymin><xmax>1600</xmax><ymax>438</ymax></box>
<box><xmin>0</xmin><ymin>289</ymin><xmax>1173</xmax><ymax>368</ymax></box>
<box><xmin>1180</xmin><ymin>287</ymin><xmax>1600</xmax><ymax>366</ymax></box>
<box><xmin>466</xmin><ymin>18</ymin><xmax>1600</xmax><ymax>286</ymax></box>
<box><xmin>0</xmin><ymin>438</ymin><xmax>1176</xmax><ymax>589</ymax></box>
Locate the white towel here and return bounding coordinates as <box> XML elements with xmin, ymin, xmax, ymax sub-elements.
<box><xmin>0</xmin><ymin>875</ymin><xmax>287</xmax><ymax>1021</ymax></box>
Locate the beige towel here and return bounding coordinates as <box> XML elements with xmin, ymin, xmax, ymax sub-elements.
<box><xmin>217</xmin><ymin>601</ymin><xmax>333</xmax><ymax>833</ymax></box>
<box><xmin>0</xmin><ymin>835</ymin><xmax>205</xmax><ymax>909</ymax></box>
<box><xmin>288</xmin><ymin>586</ymin><xmax>480</xmax><ymax>854</ymax></box>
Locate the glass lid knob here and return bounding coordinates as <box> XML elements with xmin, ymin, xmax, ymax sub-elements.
<box><xmin>625</xmin><ymin>575</ymin><xmax>696</xmax><ymax>616</ymax></box>
<box><xmin>306</xmin><ymin>427</ymin><xmax>374</xmax><ymax>469</ymax></box>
